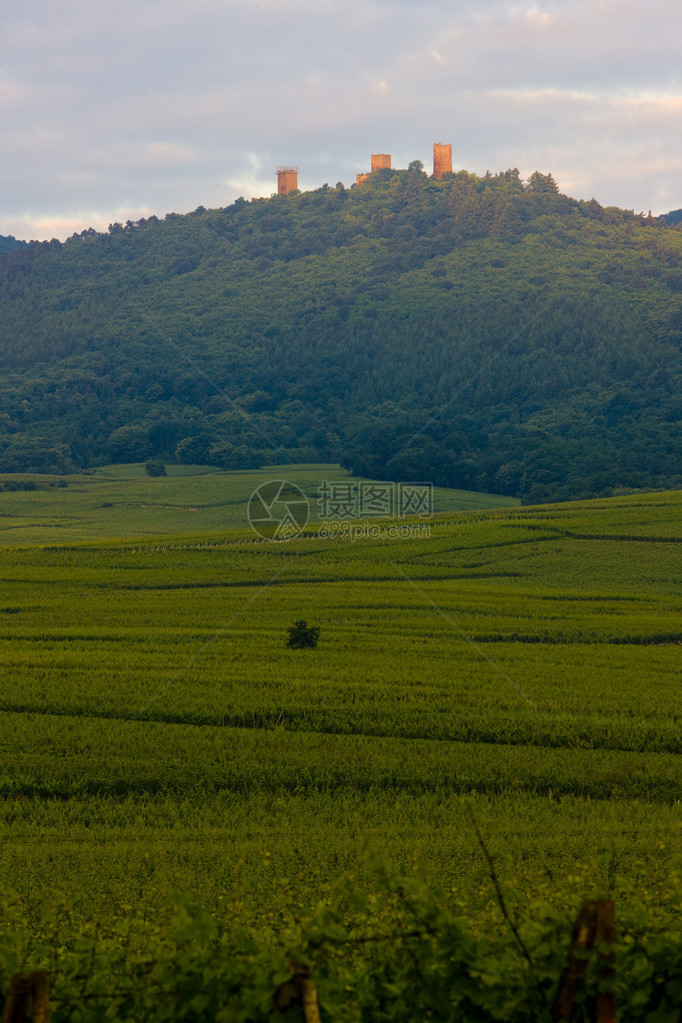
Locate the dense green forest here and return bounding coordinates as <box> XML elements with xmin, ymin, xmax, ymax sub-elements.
<box><xmin>0</xmin><ymin>235</ymin><xmax>28</xmax><ymax>254</ymax></box>
<box><xmin>663</xmin><ymin>208</ymin><xmax>682</xmax><ymax>226</ymax></box>
<box><xmin>2</xmin><ymin>168</ymin><xmax>682</xmax><ymax>502</ymax></box>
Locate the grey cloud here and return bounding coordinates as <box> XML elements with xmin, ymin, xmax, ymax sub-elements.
<box><xmin>2</xmin><ymin>0</ymin><xmax>681</xmax><ymax>239</ymax></box>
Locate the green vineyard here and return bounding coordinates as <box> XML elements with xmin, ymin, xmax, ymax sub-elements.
<box><xmin>0</xmin><ymin>468</ymin><xmax>680</xmax><ymax>1019</ymax></box>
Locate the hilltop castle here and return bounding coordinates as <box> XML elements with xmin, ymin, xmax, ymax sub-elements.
<box><xmin>276</xmin><ymin>142</ymin><xmax>453</xmax><ymax>196</ymax></box>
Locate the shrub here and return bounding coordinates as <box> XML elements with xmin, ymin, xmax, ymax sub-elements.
<box><xmin>287</xmin><ymin>620</ymin><xmax>320</xmax><ymax>649</ymax></box>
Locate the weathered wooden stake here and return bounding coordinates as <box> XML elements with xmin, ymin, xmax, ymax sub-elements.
<box><xmin>275</xmin><ymin>962</ymin><xmax>322</xmax><ymax>1021</ymax></box>
<box><xmin>595</xmin><ymin>900</ymin><xmax>616</xmax><ymax>1023</ymax></box>
<box><xmin>552</xmin><ymin>900</ymin><xmax>597</xmax><ymax>1021</ymax></box>
<box><xmin>30</xmin><ymin>971</ymin><xmax>50</xmax><ymax>1023</ymax></box>
<box><xmin>2</xmin><ymin>975</ymin><xmax>31</xmax><ymax>1023</ymax></box>
<box><xmin>299</xmin><ymin>971</ymin><xmax>321</xmax><ymax>1023</ymax></box>
<box><xmin>551</xmin><ymin>899</ymin><xmax>617</xmax><ymax>1023</ymax></box>
<box><xmin>1</xmin><ymin>971</ymin><xmax>50</xmax><ymax>1023</ymax></box>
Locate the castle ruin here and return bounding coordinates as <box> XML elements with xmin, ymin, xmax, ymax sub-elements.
<box><xmin>356</xmin><ymin>154</ymin><xmax>392</xmax><ymax>185</ymax></box>
<box><xmin>433</xmin><ymin>143</ymin><xmax>452</xmax><ymax>180</ymax></box>
<box><xmin>370</xmin><ymin>154</ymin><xmax>392</xmax><ymax>172</ymax></box>
<box><xmin>276</xmin><ymin>167</ymin><xmax>299</xmax><ymax>196</ymax></box>
<box><xmin>275</xmin><ymin>144</ymin><xmax>452</xmax><ymax>194</ymax></box>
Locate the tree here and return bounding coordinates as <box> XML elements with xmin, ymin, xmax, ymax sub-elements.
<box><xmin>492</xmin><ymin>201</ymin><xmax>524</xmax><ymax>241</ymax></box>
<box><xmin>145</xmin><ymin>459</ymin><xmax>166</xmax><ymax>477</ymax></box>
<box><xmin>287</xmin><ymin>620</ymin><xmax>320</xmax><ymax>649</ymax></box>
<box><xmin>107</xmin><ymin>426</ymin><xmax>152</xmax><ymax>463</ymax></box>
<box><xmin>175</xmin><ymin>435</ymin><xmax>211</xmax><ymax>465</ymax></box>
<box><xmin>526</xmin><ymin>171</ymin><xmax>559</xmax><ymax>194</ymax></box>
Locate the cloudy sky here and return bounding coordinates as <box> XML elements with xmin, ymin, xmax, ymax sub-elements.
<box><xmin>2</xmin><ymin>0</ymin><xmax>681</xmax><ymax>240</ymax></box>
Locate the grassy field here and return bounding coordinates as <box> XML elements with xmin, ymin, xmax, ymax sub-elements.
<box><xmin>0</xmin><ymin>475</ymin><xmax>680</xmax><ymax>962</ymax></box>
<box><xmin>0</xmin><ymin>462</ymin><xmax>517</xmax><ymax>544</ymax></box>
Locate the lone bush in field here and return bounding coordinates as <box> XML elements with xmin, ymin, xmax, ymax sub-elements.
<box><xmin>145</xmin><ymin>459</ymin><xmax>167</xmax><ymax>477</ymax></box>
<box><xmin>287</xmin><ymin>620</ymin><xmax>320</xmax><ymax>649</ymax></box>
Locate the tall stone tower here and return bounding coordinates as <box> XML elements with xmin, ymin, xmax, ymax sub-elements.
<box><xmin>371</xmin><ymin>154</ymin><xmax>391</xmax><ymax>172</ymax></box>
<box><xmin>432</xmin><ymin>143</ymin><xmax>452</xmax><ymax>180</ymax></box>
<box><xmin>277</xmin><ymin>167</ymin><xmax>299</xmax><ymax>195</ymax></box>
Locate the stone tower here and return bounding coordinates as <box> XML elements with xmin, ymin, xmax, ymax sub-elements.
<box><xmin>370</xmin><ymin>154</ymin><xmax>391</xmax><ymax>172</ymax></box>
<box><xmin>432</xmin><ymin>143</ymin><xmax>452</xmax><ymax>179</ymax></box>
<box><xmin>277</xmin><ymin>167</ymin><xmax>299</xmax><ymax>195</ymax></box>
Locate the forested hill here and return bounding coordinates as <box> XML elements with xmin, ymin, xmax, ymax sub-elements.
<box><xmin>0</xmin><ymin>235</ymin><xmax>28</xmax><ymax>254</ymax></box>
<box><xmin>663</xmin><ymin>209</ymin><xmax>682</xmax><ymax>227</ymax></box>
<box><xmin>2</xmin><ymin>167</ymin><xmax>682</xmax><ymax>503</ymax></box>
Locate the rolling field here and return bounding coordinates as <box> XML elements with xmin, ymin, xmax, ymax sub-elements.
<box><xmin>0</xmin><ymin>476</ymin><xmax>680</xmax><ymax>997</ymax></box>
<box><xmin>0</xmin><ymin>462</ymin><xmax>517</xmax><ymax>544</ymax></box>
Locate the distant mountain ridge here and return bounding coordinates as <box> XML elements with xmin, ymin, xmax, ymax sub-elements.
<box><xmin>1</xmin><ymin>167</ymin><xmax>682</xmax><ymax>503</ymax></box>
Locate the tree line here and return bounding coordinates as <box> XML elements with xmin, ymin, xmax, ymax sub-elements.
<box><xmin>1</xmin><ymin>167</ymin><xmax>682</xmax><ymax>502</ymax></box>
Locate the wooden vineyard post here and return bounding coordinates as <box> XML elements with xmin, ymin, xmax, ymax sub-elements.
<box><xmin>552</xmin><ymin>899</ymin><xmax>617</xmax><ymax>1023</ymax></box>
<box><xmin>275</xmin><ymin>963</ymin><xmax>321</xmax><ymax>1023</ymax></box>
<box><xmin>595</xmin><ymin>901</ymin><xmax>616</xmax><ymax>1023</ymax></box>
<box><xmin>290</xmin><ymin>964</ymin><xmax>321</xmax><ymax>1023</ymax></box>
<box><xmin>1</xmin><ymin>972</ymin><xmax>50</xmax><ymax>1023</ymax></box>
<box><xmin>552</xmin><ymin>900</ymin><xmax>597</xmax><ymax>1021</ymax></box>
<box><xmin>298</xmin><ymin>969</ymin><xmax>322</xmax><ymax>1023</ymax></box>
<box><xmin>2</xmin><ymin>976</ymin><xmax>31</xmax><ymax>1023</ymax></box>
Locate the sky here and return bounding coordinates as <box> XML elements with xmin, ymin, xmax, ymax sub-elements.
<box><xmin>2</xmin><ymin>0</ymin><xmax>681</xmax><ymax>241</ymax></box>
